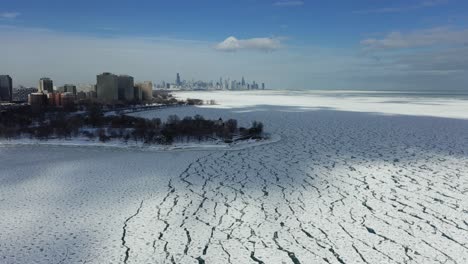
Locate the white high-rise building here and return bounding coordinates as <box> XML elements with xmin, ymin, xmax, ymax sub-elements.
<box><xmin>136</xmin><ymin>81</ymin><xmax>153</xmax><ymax>101</ymax></box>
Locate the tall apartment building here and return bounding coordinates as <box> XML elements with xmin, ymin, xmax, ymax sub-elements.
<box><xmin>134</xmin><ymin>85</ymin><xmax>142</xmax><ymax>101</ymax></box>
<box><xmin>136</xmin><ymin>81</ymin><xmax>153</xmax><ymax>101</ymax></box>
<box><xmin>0</xmin><ymin>75</ymin><xmax>13</xmax><ymax>102</ymax></box>
<box><xmin>96</xmin><ymin>73</ymin><xmax>118</xmax><ymax>102</ymax></box>
<box><xmin>118</xmin><ymin>75</ymin><xmax>134</xmax><ymax>101</ymax></box>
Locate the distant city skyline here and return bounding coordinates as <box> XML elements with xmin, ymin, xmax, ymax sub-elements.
<box><xmin>1</xmin><ymin>0</ymin><xmax>468</xmax><ymax>91</ymax></box>
<box><xmin>6</xmin><ymin>72</ymin><xmax>267</xmax><ymax>92</ymax></box>
<box><xmin>155</xmin><ymin>73</ymin><xmax>265</xmax><ymax>91</ymax></box>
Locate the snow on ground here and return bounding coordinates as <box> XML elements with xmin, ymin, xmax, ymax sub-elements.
<box><xmin>174</xmin><ymin>90</ymin><xmax>468</xmax><ymax>120</ymax></box>
<box><xmin>1</xmin><ymin>90</ymin><xmax>467</xmax><ymax>264</ymax></box>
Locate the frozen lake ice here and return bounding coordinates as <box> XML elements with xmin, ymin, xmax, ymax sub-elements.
<box><xmin>1</xmin><ymin>90</ymin><xmax>467</xmax><ymax>263</ymax></box>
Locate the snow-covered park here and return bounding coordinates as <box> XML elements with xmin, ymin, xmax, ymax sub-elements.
<box><xmin>1</xmin><ymin>90</ymin><xmax>467</xmax><ymax>263</ymax></box>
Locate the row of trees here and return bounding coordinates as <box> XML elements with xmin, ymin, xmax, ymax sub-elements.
<box><xmin>0</xmin><ymin>104</ymin><xmax>264</xmax><ymax>145</ymax></box>
<box><xmin>37</xmin><ymin>92</ymin><xmax>205</xmax><ymax>114</ymax></box>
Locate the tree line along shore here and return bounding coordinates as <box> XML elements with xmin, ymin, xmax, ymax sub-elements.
<box><xmin>0</xmin><ymin>96</ymin><xmax>265</xmax><ymax>145</ymax></box>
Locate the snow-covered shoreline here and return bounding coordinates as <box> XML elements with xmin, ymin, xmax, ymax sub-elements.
<box><xmin>0</xmin><ymin>134</ymin><xmax>281</xmax><ymax>152</ymax></box>
<box><xmin>172</xmin><ymin>90</ymin><xmax>468</xmax><ymax>120</ymax></box>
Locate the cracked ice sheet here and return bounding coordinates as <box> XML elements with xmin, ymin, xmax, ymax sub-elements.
<box><xmin>1</xmin><ymin>90</ymin><xmax>468</xmax><ymax>264</ymax></box>
<box><xmin>0</xmin><ymin>147</ymin><xmax>208</xmax><ymax>263</ymax></box>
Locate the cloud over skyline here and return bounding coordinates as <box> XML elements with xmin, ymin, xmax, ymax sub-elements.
<box><xmin>0</xmin><ymin>26</ymin><xmax>296</xmax><ymax>89</ymax></box>
<box><xmin>1</xmin><ymin>24</ymin><xmax>467</xmax><ymax>91</ymax></box>
<box><xmin>215</xmin><ymin>36</ymin><xmax>282</xmax><ymax>52</ymax></box>
<box><xmin>1</xmin><ymin>0</ymin><xmax>467</xmax><ymax>91</ymax></box>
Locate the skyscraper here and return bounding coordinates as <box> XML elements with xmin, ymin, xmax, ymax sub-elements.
<box><xmin>176</xmin><ymin>73</ymin><xmax>181</xmax><ymax>86</ymax></box>
<box><xmin>0</xmin><ymin>75</ymin><xmax>13</xmax><ymax>102</ymax></box>
<box><xmin>118</xmin><ymin>75</ymin><xmax>135</xmax><ymax>101</ymax></box>
<box><xmin>241</xmin><ymin>76</ymin><xmax>245</xmax><ymax>87</ymax></box>
<box><xmin>39</xmin><ymin>77</ymin><xmax>53</xmax><ymax>93</ymax></box>
<box><xmin>97</xmin><ymin>72</ymin><xmax>119</xmax><ymax>102</ymax></box>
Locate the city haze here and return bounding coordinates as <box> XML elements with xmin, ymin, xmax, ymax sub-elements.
<box><xmin>1</xmin><ymin>0</ymin><xmax>468</xmax><ymax>91</ymax></box>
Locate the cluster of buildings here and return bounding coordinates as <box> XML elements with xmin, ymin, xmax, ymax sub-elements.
<box><xmin>96</xmin><ymin>73</ymin><xmax>153</xmax><ymax>102</ymax></box>
<box><xmin>1</xmin><ymin>73</ymin><xmax>154</xmax><ymax>113</ymax></box>
<box><xmin>155</xmin><ymin>73</ymin><xmax>266</xmax><ymax>91</ymax></box>
<box><xmin>28</xmin><ymin>78</ymin><xmax>81</xmax><ymax>112</ymax></box>
<box><xmin>1</xmin><ymin>72</ymin><xmax>267</xmax><ymax>113</ymax></box>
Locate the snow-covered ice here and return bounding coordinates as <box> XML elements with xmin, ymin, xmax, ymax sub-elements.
<box><xmin>1</xmin><ymin>90</ymin><xmax>467</xmax><ymax>264</ymax></box>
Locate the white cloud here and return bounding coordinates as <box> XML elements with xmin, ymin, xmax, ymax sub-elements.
<box><xmin>215</xmin><ymin>36</ymin><xmax>282</xmax><ymax>52</ymax></box>
<box><xmin>361</xmin><ymin>27</ymin><xmax>468</xmax><ymax>51</ymax></box>
<box><xmin>0</xmin><ymin>12</ymin><xmax>20</xmax><ymax>19</ymax></box>
<box><xmin>273</xmin><ymin>1</ymin><xmax>304</xmax><ymax>7</ymax></box>
<box><xmin>354</xmin><ymin>0</ymin><xmax>448</xmax><ymax>14</ymax></box>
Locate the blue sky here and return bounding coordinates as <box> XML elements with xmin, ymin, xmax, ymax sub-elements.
<box><xmin>1</xmin><ymin>0</ymin><xmax>468</xmax><ymax>90</ymax></box>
